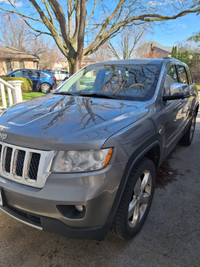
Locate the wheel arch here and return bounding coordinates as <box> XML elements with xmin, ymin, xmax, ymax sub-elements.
<box><xmin>104</xmin><ymin>141</ymin><xmax>161</xmax><ymax>232</ymax></box>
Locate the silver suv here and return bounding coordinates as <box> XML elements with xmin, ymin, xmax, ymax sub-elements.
<box><xmin>0</xmin><ymin>58</ymin><xmax>198</xmax><ymax>240</ymax></box>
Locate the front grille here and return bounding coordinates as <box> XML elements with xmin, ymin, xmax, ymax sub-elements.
<box><xmin>28</xmin><ymin>153</ymin><xmax>40</xmax><ymax>180</ymax></box>
<box><xmin>15</xmin><ymin>150</ymin><xmax>26</xmax><ymax>177</ymax></box>
<box><xmin>0</xmin><ymin>142</ymin><xmax>55</xmax><ymax>188</ymax></box>
<box><xmin>4</xmin><ymin>147</ymin><xmax>12</xmax><ymax>173</ymax></box>
<box><xmin>3</xmin><ymin>147</ymin><xmax>40</xmax><ymax>180</ymax></box>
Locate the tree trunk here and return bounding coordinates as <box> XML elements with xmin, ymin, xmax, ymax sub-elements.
<box><xmin>68</xmin><ymin>56</ymin><xmax>82</xmax><ymax>75</ymax></box>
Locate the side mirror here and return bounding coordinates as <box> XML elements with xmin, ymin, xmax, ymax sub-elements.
<box><xmin>163</xmin><ymin>83</ymin><xmax>190</xmax><ymax>100</ymax></box>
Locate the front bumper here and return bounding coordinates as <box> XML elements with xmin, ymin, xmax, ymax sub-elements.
<box><xmin>0</xmin><ymin>161</ymin><xmax>127</xmax><ymax>240</ymax></box>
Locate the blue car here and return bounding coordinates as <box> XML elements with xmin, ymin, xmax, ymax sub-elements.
<box><xmin>6</xmin><ymin>69</ymin><xmax>57</xmax><ymax>93</ymax></box>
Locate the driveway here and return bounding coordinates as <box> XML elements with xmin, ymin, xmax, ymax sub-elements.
<box><xmin>0</xmin><ymin>112</ymin><xmax>200</xmax><ymax>267</ymax></box>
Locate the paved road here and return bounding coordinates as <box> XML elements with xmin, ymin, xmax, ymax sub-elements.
<box><xmin>0</xmin><ymin>112</ymin><xmax>200</xmax><ymax>267</ymax></box>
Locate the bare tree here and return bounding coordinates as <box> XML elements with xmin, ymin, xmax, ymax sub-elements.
<box><xmin>91</xmin><ymin>43</ymin><xmax>112</xmax><ymax>62</ymax></box>
<box><xmin>0</xmin><ymin>14</ymin><xmax>30</xmax><ymax>51</ymax></box>
<box><xmin>28</xmin><ymin>37</ymin><xmax>63</xmax><ymax>69</ymax></box>
<box><xmin>0</xmin><ymin>0</ymin><xmax>200</xmax><ymax>74</ymax></box>
<box><xmin>108</xmin><ymin>24</ymin><xmax>147</xmax><ymax>59</ymax></box>
<box><xmin>0</xmin><ymin>15</ymin><xmax>62</xmax><ymax>70</ymax></box>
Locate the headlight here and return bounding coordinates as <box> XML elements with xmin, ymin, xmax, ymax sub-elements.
<box><xmin>52</xmin><ymin>148</ymin><xmax>113</xmax><ymax>173</ymax></box>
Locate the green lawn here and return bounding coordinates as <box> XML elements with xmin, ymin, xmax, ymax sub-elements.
<box><xmin>0</xmin><ymin>92</ymin><xmax>46</xmax><ymax>106</ymax></box>
<box><xmin>196</xmin><ymin>85</ymin><xmax>200</xmax><ymax>90</ymax></box>
<box><xmin>22</xmin><ymin>92</ymin><xmax>45</xmax><ymax>101</ymax></box>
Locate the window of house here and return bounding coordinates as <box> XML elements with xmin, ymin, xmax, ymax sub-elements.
<box><xmin>6</xmin><ymin>60</ymin><xmax>12</xmax><ymax>73</ymax></box>
<box><xmin>20</xmin><ymin>61</ymin><xmax>24</xmax><ymax>69</ymax></box>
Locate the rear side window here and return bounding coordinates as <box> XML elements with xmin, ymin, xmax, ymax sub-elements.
<box><xmin>40</xmin><ymin>72</ymin><xmax>49</xmax><ymax>78</ymax></box>
<box><xmin>31</xmin><ymin>71</ymin><xmax>39</xmax><ymax>77</ymax></box>
<box><xmin>22</xmin><ymin>70</ymin><xmax>33</xmax><ymax>77</ymax></box>
<box><xmin>177</xmin><ymin>66</ymin><xmax>188</xmax><ymax>84</ymax></box>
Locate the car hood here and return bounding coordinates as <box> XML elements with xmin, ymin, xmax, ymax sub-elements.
<box><xmin>0</xmin><ymin>94</ymin><xmax>149</xmax><ymax>150</ymax></box>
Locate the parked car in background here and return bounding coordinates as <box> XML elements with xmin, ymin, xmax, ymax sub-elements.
<box><xmin>5</xmin><ymin>69</ymin><xmax>57</xmax><ymax>93</ymax></box>
<box><xmin>51</xmin><ymin>69</ymin><xmax>69</xmax><ymax>81</ymax></box>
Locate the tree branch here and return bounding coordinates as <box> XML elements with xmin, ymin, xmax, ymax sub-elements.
<box><xmin>0</xmin><ymin>6</ymin><xmax>43</xmax><ymax>23</ymax></box>
<box><xmin>86</xmin><ymin>0</ymin><xmax>102</xmax><ymax>26</ymax></box>
<box><xmin>29</xmin><ymin>0</ymin><xmax>68</xmax><ymax>56</ymax></box>
<box><xmin>47</xmin><ymin>0</ymin><xmax>75</xmax><ymax>55</ymax></box>
<box><xmin>108</xmin><ymin>41</ymin><xmax>120</xmax><ymax>59</ymax></box>
<box><xmin>42</xmin><ymin>0</ymin><xmax>55</xmax><ymax>25</ymax></box>
<box><xmin>84</xmin><ymin>5</ymin><xmax>200</xmax><ymax>56</ymax></box>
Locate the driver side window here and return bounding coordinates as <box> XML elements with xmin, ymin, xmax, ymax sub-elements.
<box><xmin>164</xmin><ymin>65</ymin><xmax>178</xmax><ymax>96</ymax></box>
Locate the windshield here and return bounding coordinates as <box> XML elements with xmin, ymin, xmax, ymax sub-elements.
<box><xmin>57</xmin><ymin>64</ymin><xmax>161</xmax><ymax>101</ymax></box>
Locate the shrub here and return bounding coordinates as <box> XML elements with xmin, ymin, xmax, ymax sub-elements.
<box><xmin>0</xmin><ymin>77</ymin><xmax>33</xmax><ymax>93</ymax></box>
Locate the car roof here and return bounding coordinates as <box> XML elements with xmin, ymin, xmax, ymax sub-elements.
<box><xmin>88</xmin><ymin>58</ymin><xmax>181</xmax><ymax>67</ymax></box>
<box><xmin>12</xmin><ymin>69</ymin><xmax>49</xmax><ymax>73</ymax></box>
<box><xmin>11</xmin><ymin>69</ymin><xmax>53</xmax><ymax>76</ymax></box>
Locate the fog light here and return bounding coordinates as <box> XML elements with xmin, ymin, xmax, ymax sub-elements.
<box><xmin>75</xmin><ymin>205</ymin><xmax>84</xmax><ymax>212</ymax></box>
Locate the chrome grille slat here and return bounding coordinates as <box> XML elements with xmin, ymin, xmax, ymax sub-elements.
<box><xmin>0</xmin><ymin>141</ymin><xmax>55</xmax><ymax>188</ymax></box>
<box><xmin>23</xmin><ymin>151</ymin><xmax>31</xmax><ymax>179</ymax></box>
<box><xmin>10</xmin><ymin>147</ymin><xmax>16</xmax><ymax>175</ymax></box>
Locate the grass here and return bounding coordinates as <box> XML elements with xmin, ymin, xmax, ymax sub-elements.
<box><xmin>0</xmin><ymin>92</ymin><xmax>45</xmax><ymax>106</ymax></box>
<box><xmin>196</xmin><ymin>85</ymin><xmax>200</xmax><ymax>90</ymax></box>
<box><xmin>22</xmin><ymin>92</ymin><xmax>45</xmax><ymax>101</ymax></box>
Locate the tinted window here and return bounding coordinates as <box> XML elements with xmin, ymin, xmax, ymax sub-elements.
<box><xmin>31</xmin><ymin>71</ymin><xmax>40</xmax><ymax>78</ymax></box>
<box><xmin>12</xmin><ymin>70</ymin><xmax>23</xmax><ymax>77</ymax></box>
<box><xmin>58</xmin><ymin>64</ymin><xmax>160</xmax><ymax>101</ymax></box>
<box><xmin>164</xmin><ymin>65</ymin><xmax>178</xmax><ymax>95</ymax></box>
<box><xmin>40</xmin><ymin>72</ymin><xmax>49</xmax><ymax>78</ymax></box>
<box><xmin>177</xmin><ymin>66</ymin><xmax>188</xmax><ymax>84</ymax></box>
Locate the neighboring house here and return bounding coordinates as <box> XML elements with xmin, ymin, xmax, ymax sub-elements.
<box><xmin>53</xmin><ymin>56</ymin><xmax>97</xmax><ymax>71</ymax></box>
<box><xmin>54</xmin><ymin>59</ymin><xmax>69</xmax><ymax>70</ymax></box>
<box><xmin>0</xmin><ymin>46</ymin><xmax>39</xmax><ymax>75</ymax></box>
<box><xmin>81</xmin><ymin>57</ymin><xmax>96</xmax><ymax>68</ymax></box>
<box><xmin>150</xmin><ymin>43</ymin><xmax>172</xmax><ymax>58</ymax></box>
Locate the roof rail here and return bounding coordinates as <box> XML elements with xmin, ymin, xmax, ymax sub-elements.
<box><xmin>162</xmin><ymin>57</ymin><xmax>171</xmax><ymax>59</ymax></box>
<box><xmin>163</xmin><ymin>57</ymin><xmax>180</xmax><ymax>61</ymax></box>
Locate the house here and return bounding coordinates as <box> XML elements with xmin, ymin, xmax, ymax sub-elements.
<box><xmin>0</xmin><ymin>46</ymin><xmax>39</xmax><ymax>75</ymax></box>
<box><xmin>53</xmin><ymin>56</ymin><xmax>96</xmax><ymax>71</ymax></box>
<box><xmin>81</xmin><ymin>57</ymin><xmax>96</xmax><ymax>68</ymax></box>
<box><xmin>54</xmin><ymin>59</ymin><xmax>69</xmax><ymax>70</ymax></box>
<box><xmin>150</xmin><ymin>43</ymin><xmax>172</xmax><ymax>58</ymax></box>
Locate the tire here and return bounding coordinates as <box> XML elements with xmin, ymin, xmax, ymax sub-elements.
<box><xmin>40</xmin><ymin>83</ymin><xmax>51</xmax><ymax>93</ymax></box>
<box><xmin>180</xmin><ymin>115</ymin><xmax>196</xmax><ymax>146</ymax></box>
<box><xmin>113</xmin><ymin>157</ymin><xmax>156</xmax><ymax>240</ymax></box>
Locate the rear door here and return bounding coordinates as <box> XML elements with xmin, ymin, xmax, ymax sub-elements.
<box><xmin>176</xmin><ymin>65</ymin><xmax>192</xmax><ymax>129</ymax></box>
<box><xmin>29</xmin><ymin>70</ymin><xmax>40</xmax><ymax>90</ymax></box>
<box><xmin>162</xmin><ymin>64</ymin><xmax>190</xmax><ymax>150</ymax></box>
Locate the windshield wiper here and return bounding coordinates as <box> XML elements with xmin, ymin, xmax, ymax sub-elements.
<box><xmin>77</xmin><ymin>93</ymin><xmax>116</xmax><ymax>99</ymax></box>
<box><xmin>53</xmin><ymin>92</ymin><xmax>77</xmax><ymax>96</ymax></box>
